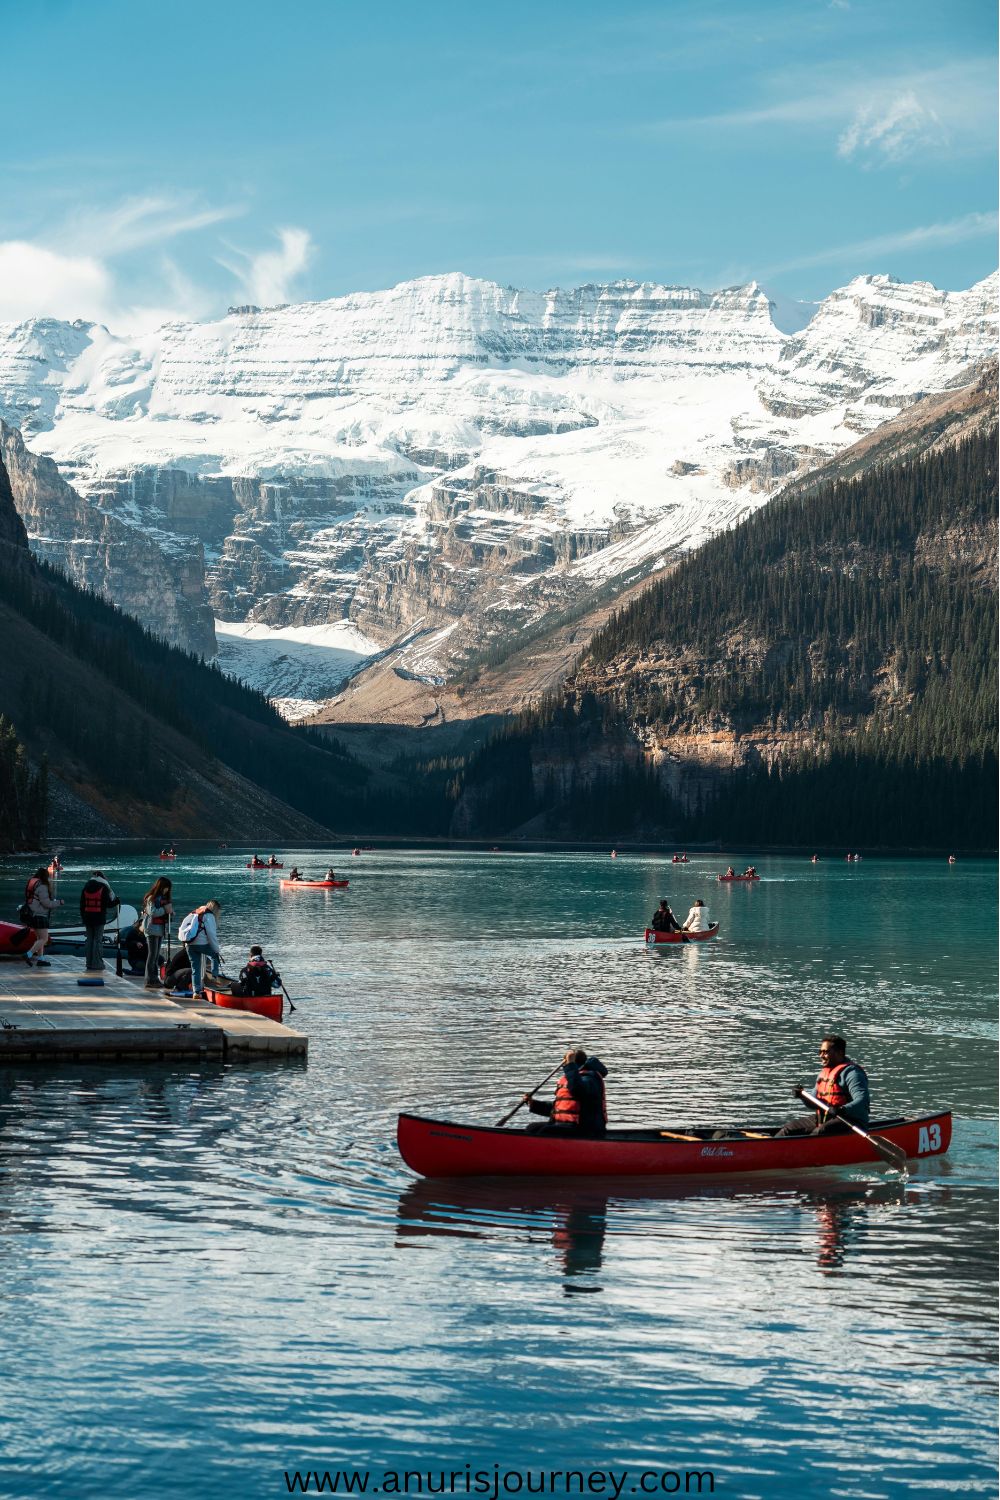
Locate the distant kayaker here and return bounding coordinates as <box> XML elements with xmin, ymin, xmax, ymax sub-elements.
<box><xmin>681</xmin><ymin>898</ymin><xmax>710</xmax><ymax>931</ymax></box>
<box><xmin>651</xmin><ymin>899</ymin><xmax>681</xmax><ymax>933</ymax></box>
<box><xmin>524</xmin><ymin>1050</ymin><xmax>609</xmax><ymax>1138</ymax></box>
<box><xmin>777</xmin><ymin>1036</ymin><xmax>870</xmax><ymax>1136</ymax></box>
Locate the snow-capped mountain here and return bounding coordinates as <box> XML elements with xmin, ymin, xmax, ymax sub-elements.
<box><xmin>0</xmin><ymin>270</ymin><xmax>995</xmax><ymax>706</ymax></box>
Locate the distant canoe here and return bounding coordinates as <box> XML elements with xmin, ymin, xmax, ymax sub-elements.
<box><xmin>247</xmin><ymin>862</ymin><xmax>283</xmax><ymax>869</ymax></box>
<box><xmin>718</xmin><ymin>873</ymin><xmax>759</xmax><ymax>882</ymax></box>
<box><xmin>279</xmin><ymin>878</ymin><xmax>349</xmax><ymax>889</ymax></box>
<box><xmin>645</xmin><ymin>923</ymin><xmax>719</xmax><ymax>946</ymax></box>
<box><xmin>397</xmin><ymin>1110</ymin><xmax>952</xmax><ymax>1179</ymax></box>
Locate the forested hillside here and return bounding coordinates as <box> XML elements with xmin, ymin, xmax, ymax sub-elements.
<box><xmin>445</xmin><ymin>429</ymin><xmax>998</xmax><ymax>848</ymax></box>
<box><xmin>0</xmin><ymin>455</ymin><xmax>374</xmax><ymax>845</ymax></box>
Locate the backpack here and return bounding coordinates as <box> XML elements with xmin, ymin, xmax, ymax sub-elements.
<box><xmin>18</xmin><ymin>877</ymin><xmax>40</xmax><ymax>924</ymax></box>
<box><xmin>177</xmin><ymin>910</ymin><xmax>205</xmax><ymax>944</ymax></box>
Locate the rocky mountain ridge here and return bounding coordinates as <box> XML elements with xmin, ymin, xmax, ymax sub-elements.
<box><xmin>0</xmin><ymin>270</ymin><xmax>995</xmax><ymax>701</ymax></box>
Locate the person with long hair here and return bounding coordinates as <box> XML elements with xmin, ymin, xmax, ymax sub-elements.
<box><xmin>140</xmin><ymin>876</ymin><xmax>174</xmax><ymax>989</ymax></box>
<box><xmin>24</xmin><ymin>867</ymin><xmax>63</xmax><ymax>966</ymax></box>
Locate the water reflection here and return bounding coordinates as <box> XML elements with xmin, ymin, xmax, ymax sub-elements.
<box><xmin>395</xmin><ymin>1173</ymin><xmax>922</xmax><ymax>1292</ymax></box>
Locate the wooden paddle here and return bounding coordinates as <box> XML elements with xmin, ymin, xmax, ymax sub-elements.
<box><xmin>279</xmin><ymin>978</ymin><xmax>298</xmax><ymax>1015</ymax></box>
<box><xmin>799</xmin><ymin>1088</ymin><xmax>907</xmax><ymax>1170</ymax></box>
<box><xmin>495</xmin><ymin>1063</ymin><xmax>563</xmax><ymax>1127</ymax></box>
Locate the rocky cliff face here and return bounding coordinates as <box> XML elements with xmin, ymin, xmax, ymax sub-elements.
<box><xmin>0</xmin><ymin>422</ymin><xmax>216</xmax><ymax>655</ymax></box>
<box><xmin>0</xmin><ymin>271</ymin><xmax>995</xmax><ymax>693</ymax></box>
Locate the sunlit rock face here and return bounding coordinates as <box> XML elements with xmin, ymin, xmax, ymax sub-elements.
<box><xmin>0</xmin><ymin>270</ymin><xmax>994</xmax><ymax>680</ymax></box>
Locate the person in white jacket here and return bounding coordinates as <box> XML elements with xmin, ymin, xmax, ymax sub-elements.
<box><xmin>682</xmin><ymin>898</ymin><xmax>710</xmax><ymax>932</ymax></box>
<box><xmin>183</xmin><ymin>900</ymin><xmax>223</xmax><ymax>998</ymax></box>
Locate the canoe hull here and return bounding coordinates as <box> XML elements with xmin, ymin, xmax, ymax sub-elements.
<box><xmin>645</xmin><ymin>923</ymin><xmax>718</xmax><ymax>945</ymax></box>
<box><xmin>718</xmin><ymin>874</ymin><xmax>759</xmax><ymax>882</ymax></box>
<box><xmin>397</xmin><ymin>1111</ymin><xmax>952</xmax><ymax>1179</ymax></box>
<box><xmin>0</xmin><ymin>920</ymin><xmax>35</xmax><ymax>955</ymax></box>
<box><xmin>279</xmin><ymin>879</ymin><xmax>349</xmax><ymax>888</ymax></box>
<box><xmin>205</xmin><ymin>986</ymin><xmax>283</xmax><ymax>1022</ymax></box>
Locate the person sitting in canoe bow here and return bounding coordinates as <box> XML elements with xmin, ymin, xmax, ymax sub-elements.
<box><xmin>651</xmin><ymin>899</ymin><xmax>681</xmax><ymax>933</ymax></box>
<box><xmin>523</xmin><ymin>1050</ymin><xmax>609</xmax><ymax>1139</ymax></box>
<box><xmin>325</xmin><ymin>867</ymin><xmax>337</xmax><ymax>881</ymax></box>
<box><xmin>777</xmin><ymin>1035</ymin><xmax>871</xmax><ymax>1136</ymax></box>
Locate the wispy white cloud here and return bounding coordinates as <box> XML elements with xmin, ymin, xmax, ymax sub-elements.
<box><xmin>0</xmin><ymin>241</ymin><xmax>112</xmax><ymax>324</ymax></box>
<box><xmin>837</xmin><ymin>91</ymin><xmax>942</xmax><ymax>164</ymax></box>
<box><xmin>635</xmin><ymin>58</ymin><xmax>995</xmax><ymax>165</ymax></box>
<box><xmin>218</xmin><ymin>227</ymin><xmax>314</xmax><ymax>306</ymax></box>
<box><xmin>55</xmin><ymin>193</ymin><xmax>245</xmax><ymax>256</ymax></box>
<box><xmin>761</xmin><ymin>210</ymin><xmax>999</xmax><ymax>276</ymax></box>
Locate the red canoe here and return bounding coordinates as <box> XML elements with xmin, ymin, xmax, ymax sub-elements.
<box><xmin>718</xmin><ymin>873</ymin><xmax>759</xmax><ymax>882</ymax></box>
<box><xmin>397</xmin><ymin>1110</ymin><xmax>952</xmax><ymax>1179</ymax></box>
<box><xmin>204</xmin><ymin>984</ymin><xmax>283</xmax><ymax>1023</ymax></box>
<box><xmin>159</xmin><ymin>854</ymin><xmax>176</xmax><ymax>860</ymax></box>
<box><xmin>279</xmin><ymin>878</ymin><xmax>349</xmax><ymax>888</ymax></box>
<box><xmin>0</xmin><ymin>920</ymin><xmax>35</xmax><ymax>956</ymax></box>
<box><xmin>644</xmin><ymin>923</ymin><xmax>719</xmax><ymax>945</ymax></box>
<box><xmin>247</xmin><ymin>862</ymin><xmax>283</xmax><ymax>869</ymax></box>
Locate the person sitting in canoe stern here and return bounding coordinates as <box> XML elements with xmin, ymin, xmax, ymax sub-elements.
<box><xmin>777</xmin><ymin>1035</ymin><xmax>871</xmax><ymax>1137</ymax></box>
<box><xmin>523</xmin><ymin>1049</ymin><xmax>609</xmax><ymax>1139</ymax></box>
<box><xmin>650</xmin><ymin>899</ymin><xmax>681</xmax><ymax>933</ymax></box>
<box><xmin>267</xmin><ymin>854</ymin><xmax>280</xmax><ymax>867</ymax></box>
<box><xmin>229</xmin><ymin>945</ymin><xmax>281</xmax><ymax>998</ymax></box>
<box><xmin>681</xmin><ymin>897</ymin><xmax>710</xmax><ymax>931</ymax></box>
<box><xmin>724</xmin><ymin>865</ymin><xmax>736</xmax><ymax>877</ymax></box>
<box><xmin>287</xmin><ymin>867</ymin><xmax>303</xmax><ymax>882</ymax></box>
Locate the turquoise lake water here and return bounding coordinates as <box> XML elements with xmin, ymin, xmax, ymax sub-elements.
<box><xmin>0</xmin><ymin>850</ymin><xmax>996</xmax><ymax>1499</ymax></box>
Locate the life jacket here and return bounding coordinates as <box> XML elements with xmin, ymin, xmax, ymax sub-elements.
<box><xmin>81</xmin><ymin>880</ymin><xmax>108</xmax><ymax>919</ymax></box>
<box><xmin>240</xmin><ymin>956</ymin><xmax>274</xmax><ymax>996</ymax></box>
<box><xmin>815</xmin><ymin>1062</ymin><xmax>852</xmax><ymax>1113</ymax></box>
<box><xmin>552</xmin><ymin>1067</ymin><xmax>608</xmax><ymax>1128</ymax></box>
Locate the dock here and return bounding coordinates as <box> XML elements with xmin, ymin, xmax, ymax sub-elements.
<box><xmin>0</xmin><ymin>956</ymin><xmax>308</xmax><ymax>1063</ymax></box>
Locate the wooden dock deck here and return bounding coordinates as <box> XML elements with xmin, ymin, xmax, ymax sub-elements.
<box><xmin>0</xmin><ymin>956</ymin><xmax>308</xmax><ymax>1063</ymax></box>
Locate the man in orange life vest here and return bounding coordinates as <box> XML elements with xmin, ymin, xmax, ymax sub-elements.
<box><xmin>777</xmin><ymin>1035</ymin><xmax>870</xmax><ymax>1136</ymax></box>
<box><xmin>523</xmin><ymin>1049</ymin><xmax>609</xmax><ymax>1138</ymax></box>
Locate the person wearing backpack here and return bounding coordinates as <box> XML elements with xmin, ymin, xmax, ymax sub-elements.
<box><xmin>140</xmin><ymin>877</ymin><xmax>174</xmax><ymax>990</ymax></box>
<box><xmin>79</xmin><ymin>871</ymin><xmax>119</xmax><ymax>973</ymax></box>
<box><xmin>22</xmin><ymin>867</ymin><xmax>63</xmax><ymax>967</ymax></box>
<box><xmin>179</xmin><ymin>899</ymin><xmax>223</xmax><ymax>998</ymax></box>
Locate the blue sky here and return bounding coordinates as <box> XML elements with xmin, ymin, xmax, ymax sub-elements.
<box><xmin>1</xmin><ymin>0</ymin><xmax>996</xmax><ymax>328</ymax></box>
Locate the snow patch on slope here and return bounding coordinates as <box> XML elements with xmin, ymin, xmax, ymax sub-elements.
<box><xmin>215</xmin><ymin>618</ymin><xmax>380</xmax><ymax>718</ymax></box>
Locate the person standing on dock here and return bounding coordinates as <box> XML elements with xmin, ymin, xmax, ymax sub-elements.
<box><xmin>79</xmin><ymin>871</ymin><xmax>118</xmax><ymax>973</ymax></box>
<box><xmin>179</xmin><ymin>900</ymin><xmax>223</xmax><ymax>999</ymax></box>
<box><xmin>23</xmin><ymin>868</ymin><xmax>63</xmax><ymax>967</ymax></box>
<box><xmin>140</xmin><ymin>877</ymin><xmax>173</xmax><ymax>989</ymax></box>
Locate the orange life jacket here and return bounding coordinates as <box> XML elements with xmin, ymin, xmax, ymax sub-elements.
<box><xmin>815</xmin><ymin>1062</ymin><xmax>852</xmax><ymax>1113</ymax></box>
<box><xmin>552</xmin><ymin>1067</ymin><xmax>608</xmax><ymax>1128</ymax></box>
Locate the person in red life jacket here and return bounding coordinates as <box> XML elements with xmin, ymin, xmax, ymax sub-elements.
<box><xmin>777</xmin><ymin>1035</ymin><xmax>870</xmax><ymax>1136</ymax></box>
<box><xmin>523</xmin><ymin>1049</ymin><xmax>609</xmax><ymax>1139</ymax></box>
<box><xmin>79</xmin><ymin>871</ymin><xmax>118</xmax><ymax>974</ymax></box>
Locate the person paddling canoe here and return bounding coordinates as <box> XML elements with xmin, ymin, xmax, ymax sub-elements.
<box><xmin>777</xmin><ymin>1035</ymin><xmax>870</xmax><ymax>1136</ymax></box>
<box><xmin>523</xmin><ymin>1049</ymin><xmax>609</xmax><ymax>1138</ymax></box>
<box><xmin>650</xmin><ymin>899</ymin><xmax>681</xmax><ymax>933</ymax></box>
